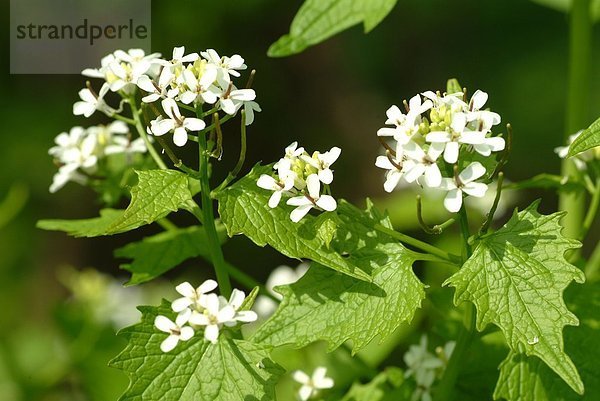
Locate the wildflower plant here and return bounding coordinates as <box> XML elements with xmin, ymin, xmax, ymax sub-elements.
<box><xmin>37</xmin><ymin>27</ymin><xmax>600</xmax><ymax>401</ymax></box>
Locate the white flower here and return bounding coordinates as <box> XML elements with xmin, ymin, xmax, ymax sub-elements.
<box><xmin>137</xmin><ymin>68</ymin><xmax>175</xmax><ymax>103</ymax></box>
<box><xmin>425</xmin><ymin>112</ymin><xmax>487</xmax><ymax>164</ymax></box>
<box><xmin>275</xmin><ymin>142</ymin><xmax>305</xmax><ymax>169</ymax></box>
<box><xmin>375</xmin><ymin>151</ymin><xmax>406</xmax><ymax>193</ymax></box>
<box><xmin>82</xmin><ymin>53</ymin><xmax>116</xmax><ymax>79</ymax></box>
<box><xmin>466</xmin><ymin>90</ymin><xmax>501</xmax><ymax>131</ymax></box>
<box><xmin>49</xmin><ymin>163</ymin><xmax>87</xmax><ymax>193</ymax></box>
<box><xmin>201</xmin><ymin>49</ymin><xmax>247</xmax><ymax>87</ymax></box>
<box><xmin>171</xmin><ymin>280</ymin><xmax>218</xmax><ymax>313</ymax></box>
<box><xmin>223</xmin><ymin>289</ymin><xmax>258</xmax><ymax>325</ymax></box>
<box><xmin>257</xmin><ymin>168</ymin><xmax>296</xmax><ymax>208</ymax></box>
<box><xmin>154</xmin><ymin>310</ymin><xmax>195</xmax><ymax>352</ymax></box>
<box><xmin>155</xmin><ymin>46</ymin><xmax>199</xmax><ymax>68</ymax></box>
<box><xmin>104</xmin><ymin>50</ymin><xmax>159</xmax><ymax>93</ymax></box>
<box><xmin>219</xmin><ymin>88</ymin><xmax>256</xmax><ymax>115</ymax></box>
<box><xmin>404</xmin><ymin>336</ymin><xmax>444</xmax><ymax>401</ymax></box>
<box><xmin>440</xmin><ymin>162</ymin><xmax>488</xmax><ymax>213</ymax></box>
<box><xmin>286</xmin><ymin>174</ymin><xmax>337</xmax><ymax>223</ymax></box>
<box><xmin>243</xmin><ymin>100</ymin><xmax>262</xmax><ymax>126</ymax></box>
<box><xmin>179</xmin><ymin>68</ymin><xmax>219</xmax><ymax>105</ymax></box>
<box><xmin>150</xmin><ymin>98</ymin><xmax>206</xmax><ymax>147</ymax></box>
<box><xmin>253</xmin><ymin>264</ymin><xmax>309</xmax><ymax>318</ymax></box>
<box><xmin>188</xmin><ymin>293</ymin><xmax>236</xmax><ymax>343</ymax></box>
<box><xmin>301</xmin><ymin>147</ymin><xmax>341</xmax><ymax>185</ymax></box>
<box><xmin>378</xmin><ymin>95</ymin><xmax>431</xmax><ymax>144</ymax></box>
<box><xmin>73</xmin><ymin>82</ymin><xmax>114</xmax><ymax>118</ymax></box>
<box><xmin>105</xmin><ymin>137</ymin><xmax>147</xmax><ymax>155</ymax></box>
<box><xmin>292</xmin><ymin>367</ymin><xmax>334</xmax><ymax>401</ymax></box>
<box><xmin>402</xmin><ymin>142</ymin><xmax>445</xmax><ymax>188</ymax></box>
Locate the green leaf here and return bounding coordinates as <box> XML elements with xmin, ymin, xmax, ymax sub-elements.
<box><xmin>110</xmin><ymin>301</ymin><xmax>283</xmax><ymax>401</ymax></box>
<box><xmin>251</xmin><ymin>202</ymin><xmax>425</xmax><ymax>353</ymax></box>
<box><xmin>37</xmin><ymin>208</ymin><xmax>125</xmax><ymax>237</ymax></box>
<box><xmin>568</xmin><ymin>115</ymin><xmax>600</xmax><ymax>157</ymax></box>
<box><xmin>494</xmin><ymin>282</ymin><xmax>600</xmax><ymax>401</ymax></box>
<box><xmin>115</xmin><ymin>226</ymin><xmax>222</xmax><ymax>286</ymax></box>
<box><xmin>218</xmin><ymin>164</ymin><xmax>376</xmax><ymax>281</ymax></box>
<box><xmin>444</xmin><ymin>201</ymin><xmax>585</xmax><ymax>394</ymax></box>
<box><xmin>38</xmin><ymin>170</ymin><xmax>194</xmax><ymax>237</ymax></box>
<box><xmin>505</xmin><ymin>174</ymin><xmax>584</xmax><ymax>193</ymax></box>
<box><xmin>268</xmin><ymin>0</ymin><xmax>397</xmax><ymax>57</ymax></box>
<box><xmin>341</xmin><ymin>367</ymin><xmax>412</xmax><ymax>401</ymax></box>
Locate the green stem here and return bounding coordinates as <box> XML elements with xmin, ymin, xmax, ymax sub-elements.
<box><xmin>480</xmin><ymin>172</ymin><xmax>505</xmax><ymax>235</ymax></box>
<box><xmin>129</xmin><ymin>98</ymin><xmax>167</xmax><ymax>170</ymax></box>
<box><xmin>436</xmin><ymin>205</ymin><xmax>475</xmax><ymax>401</ymax></box>
<box><xmin>214</xmin><ymin>111</ymin><xmax>248</xmax><ymax>194</ymax></box>
<box><xmin>559</xmin><ymin>0</ymin><xmax>592</xmax><ymax>249</ymax></box>
<box><xmin>112</xmin><ymin>114</ymin><xmax>136</xmax><ymax>125</ymax></box>
<box><xmin>198</xmin><ymin>130</ymin><xmax>232</xmax><ymax>297</ymax></box>
<box><xmin>580</xmin><ymin>178</ymin><xmax>600</xmax><ymax>240</ymax></box>
<box><xmin>373</xmin><ymin>223</ymin><xmax>461</xmax><ymax>264</ymax></box>
<box><xmin>586</xmin><ymin>240</ymin><xmax>600</xmax><ymax>282</ymax></box>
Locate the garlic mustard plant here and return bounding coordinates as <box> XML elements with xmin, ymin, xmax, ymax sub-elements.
<box><xmin>38</xmin><ymin>36</ymin><xmax>600</xmax><ymax>401</ymax></box>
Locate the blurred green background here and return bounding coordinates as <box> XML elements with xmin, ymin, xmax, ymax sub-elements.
<box><xmin>1</xmin><ymin>0</ymin><xmax>599</xmax><ymax>400</ymax></box>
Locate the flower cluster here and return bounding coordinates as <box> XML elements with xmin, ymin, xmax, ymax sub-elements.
<box><xmin>48</xmin><ymin>121</ymin><xmax>146</xmax><ymax>192</ymax></box>
<box><xmin>292</xmin><ymin>366</ymin><xmax>334</xmax><ymax>401</ymax></box>
<box><xmin>81</xmin><ymin>47</ymin><xmax>259</xmax><ymax>148</ymax></box>
<box><xmin>154</xmin><ymin>280</ymin><xmax>257</xmax><ymax>352</ymax></box>
<box><xmin>555</xmin><ymin>130</ymin><xmax>600</xmax><ymax>171</ymax></box>
<box><xmin>257</xmin><ymin>142</ymin><xmax>341</xmax><ymax>222</ymax></box>
<box><xmin>404</xmin><ymin>336</ymin><xmax>455</xmax><ymax>401</ymax></box>
<box><xmin>376</xmin><ymin>89</ymin><xmax>505</xmax><ymax>213</ymax></box>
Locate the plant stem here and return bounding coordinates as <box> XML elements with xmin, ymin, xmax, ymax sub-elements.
<box><xmin>198</xmin><ymin>130</ymin><xmax>232</xmax><ymax>297</ymax></box>
<box><xmin>580</xmin><ymin>178</ymin><xmax>600</xmax><ymax>240</ymax></box>
<box><xmin>559</xmin><ymin>0</ymin><xmax>592</xmax><ymax>249</ymax></box>
<box><xmin>586</xmin><ymin>239</ymin><xmax>600</xmax><ymax>282</ymax></box>
<box><xmin>373</xmin><ymin>223</ymin><xmax>461</xmax><ymax>264</ymax></box>
<box><xmin>436</xmin><ymin>205</ymin><xmax>475</xmax><ymax>401</ymax></box>
<box><xmin>129</xmin><ymin>98</ymin><xmax>167</xmax><ymax>170</ymax></box>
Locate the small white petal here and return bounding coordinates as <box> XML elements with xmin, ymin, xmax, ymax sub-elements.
<box><xmin>383</xmin><ymin>171</ymin><xmax>402</xmax><ymax>193</ymax></box>
<box><xmin>198</xmin><ymin>279</ymin><xmax>218</xmax><ymax>294</ymax></box>
<box><xmin>160</xmin><ymin>335</ymin><xmax>179</xmax><ymax>352</ymax></box>
<box><xmin>229</xmin><ymin>289</ymin><xmax>246</xmax><ymax>310</ymax></box>
<box><xmin>179</xmin><ymin>326</ymin><xmax>195</xmax><ymax>341</ymax></box>
<box><xmin>298</xmin><ymin>385</ymin><xmax>313</xmax><ymax>401</ymax></box>
<box><xmin>172</xmin><ymin>297</ymin><xmax>193</xmax><ymax>313</ymax></box>
<box><xmin>318</xmin><ymin>169</ymin><xmax>334</xmax><ymax>185</ymax></box>
<box><xmin>316</xmin><ymin>195</ymin><xmax>337</xmax><ymax>211</ymax></box>
<box><xmin>463</xmin><ymin>182</ymin><xmax>488</xmax><ymax>198</ymax></box>
<box><xmin>306</xmin><ymin>174</ymin><xmax>321</xmax><ymax>199</ymax></box>
<box><xmin>268</xmin><ymin>191</ymin><xmax>283</xmax><ymax>208</ymax></box>
<box><xmin>154</xmin><ymin>315</ymin><xmax>176</xmax><ymax>333</ymax></box>
<box><xmin>444</xmin><ymin>189</ymin><xmax>463</xmax><ymax>213</ymax></box>
<box><xmin>458</xmin><ymin>162</ymin><xmax>486</xmax><ymax>184</ymax></box>
<box><xmin>176</xmin><ymin>282</ymin><xmax>196</xmax><ymax>297</ymax></box>
<box><xmin>257</xmin><ymin>174</ymin><xmax>277</xmax><ymax>190</ymax></box>
<box><xmin>236</xmin><ymin>311</ymin><xmax>258</xmax><ymax>322</ymax></box>
<box><xmin>204</xmin><ymin>324</ymin><xmax>220</xmax><ymax>343</ymax></box>
<box><xmin>292</xmin><ymin>370</ymin><xmax>310</xmax><ymax>384</ymax></box>
<box><xmin>471</xmin><ymin>90</ymin><xmax>488</xmax><ymax>110</ymax></box>
<box><xmin>184</xmin><ymin>118</ymin><xmax>206</xmax><ymax>132</ymax></box>
<box><xmin>426</xmin><ymin>131</ymin><xmax>451</xmax><ymax>143</ymax></box>
<box><xmin>424</xmin><ymin>166</ymin><xmax>442</xmax><ymax>188</ymax></box>
<box><xmin>173</xmin><ymin>127</ymin><xmax>188</xmax><ymax>147</ymax></box>
<box><xmin>290</xmin><ymin>205</ymin><xmax>313</xmax><ymax>222</ymax></box>
<box><xmin>444</xmin><ymin>141</ymin><xmax>459</xmax><ymax>164</ymax></box>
